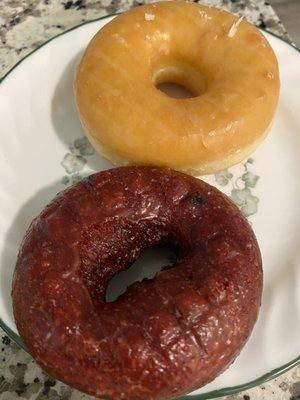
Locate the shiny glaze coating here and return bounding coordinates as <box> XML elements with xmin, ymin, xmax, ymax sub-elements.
<box><xmin>75</xmin><ymin>1</ymin><xmax>279</xmax><ymax>174</ymax></box>
<box><xmin>12</xmin><ymin>167</ymin><xmax>262</xmax><ymax>400</ymax></box>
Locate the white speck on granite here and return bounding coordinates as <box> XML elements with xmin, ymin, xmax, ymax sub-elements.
<box><xmin>0</xmin><ymin>1</ymin><xmax>298</xmax><ymax>399</ymax></box>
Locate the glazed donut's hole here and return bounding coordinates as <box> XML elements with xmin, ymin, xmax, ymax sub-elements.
<box><xmin>156</xmin><ymin>82</ymin><xmax>195</xmax><ymax>99</ymax></box>
<box><xmin>153</xmin><ymin>62</ymin><xmax>206</xmax><ymax>99</ymax></box>
<box><xmin>106</xmin><ymin>244</ymin><xmax>176</xmax><ymax>302</ymax></box>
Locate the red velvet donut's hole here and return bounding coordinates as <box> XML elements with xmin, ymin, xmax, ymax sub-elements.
<box><xmin>106</xmin><ymin>244</ymin><xmax>177</xmax><ymax>303</ymax></box>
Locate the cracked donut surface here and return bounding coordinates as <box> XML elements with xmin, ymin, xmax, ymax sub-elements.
<box><xmin>13</xmin><ymin>166</ymin><xmax>262</xmax><ymax>400</ymax></box>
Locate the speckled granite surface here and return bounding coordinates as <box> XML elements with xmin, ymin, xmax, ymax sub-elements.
<box><xmin>0</xmin><ymin>0</ymin><xmax>299</xmax><ymax>399</ymax></box>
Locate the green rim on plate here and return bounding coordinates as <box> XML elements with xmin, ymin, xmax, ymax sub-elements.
<box><xmin>0</xmin><ymin>12</ymin><xmax>299</xmax><ymax>400</ymax></box>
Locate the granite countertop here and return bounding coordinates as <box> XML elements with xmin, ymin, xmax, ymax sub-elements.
<box><xmin>0</xmin><ymin>0</ymin><xmax>299</xmax><ymax>399</ymax></box>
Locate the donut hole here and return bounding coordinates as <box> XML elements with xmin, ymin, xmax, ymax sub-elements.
<box><xmin>156</xmin><ymin>82</ymin><xmax>195</xmax><ymax>99</ymax></box>
<box><xmin>105</xmin><ymin>244</ymin><xmax>176</xmax><ymax>302</ymax></box>
<box><xmin>153</xmin><ymin>62</ymin><xmax>206</xmax><ymax>99</ymax></box>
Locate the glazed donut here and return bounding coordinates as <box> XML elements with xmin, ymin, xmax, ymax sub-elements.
<box><xmin>74</xmin><ymin>1</ymin><xmax>279</xmax><ymax>175</ymax></box>
<box><xmin>13</xmin><ymin>167</ymin><xmax>262</xmax><ymax>400</ymax></box>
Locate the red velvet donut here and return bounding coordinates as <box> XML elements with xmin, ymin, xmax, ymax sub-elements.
<box><xmin>12</xmin><ymin>167</ymin><xmax>262</xmax><ymax>400</ymax></box>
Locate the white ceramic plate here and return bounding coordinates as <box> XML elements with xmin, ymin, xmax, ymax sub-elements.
<box><xmin>0</xmin><ymin>15</ymin><xmax>299</xmax><ymax>399</ymax></box>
